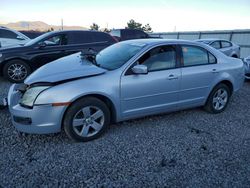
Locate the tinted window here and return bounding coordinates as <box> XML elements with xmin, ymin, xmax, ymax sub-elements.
<box><xmin>134</xmin><ymin>30</ymin><xmax>147</xmax><ymax>39</ymax></box>
<box><xmin>96</xmin><ymin>42</ymin><xmax>145</xmax><ymax>70</ymax></box>
<box><xmin>138</xmin><ymin>46</ymin><xmax>176</xmax><ymax>71</ymax></box>
<box><xmin>91</xmin><ymin>32</ymin><xmax>113</xmax><ymax>42</ymax></box>
<box><xmin>221</xmin><ymin>41</ymin><xmax>232</xmax><ymax>48</ymax></box>
<box><xmin>210</xmin><ymin>41</ymin><xmax>221</xmax><ymax>49</ymax></box>
<box><xmin>123</xmin><ymin>30</ymin><xmax>135</xmax><ymax>40</ymax></box>
<box><xmin>68</xmin><ymin>32</ymin><xmax>94</xmax><ymax>44</ymax></box>
<box><xmin>0</xmin><ymin>29</ymin><xmax>18</xmax><ymax>39</ymax></box>
<box><xmin>182</xmin><ymin>46</ymin><xmax>210</xmax><ymax>66</ymax></box>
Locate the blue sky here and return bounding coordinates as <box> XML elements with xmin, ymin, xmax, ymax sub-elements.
<box><xmin>1</xmin><ymin>0</ymin><xmax>250</xmax><ymax>32</ymax></box>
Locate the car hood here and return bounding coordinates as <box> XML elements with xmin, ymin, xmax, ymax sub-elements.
<box><xmin>0</xmin><ymin>44</ymin><xmax>29</xmax><ymax>52</ymax></box>
<box><xmin>25</xmin><ymin>53</ymin><xmax>107</xmax><ymax>85</ymax></box>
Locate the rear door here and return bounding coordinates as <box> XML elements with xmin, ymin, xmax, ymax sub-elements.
<box><xmin>67</xmin><ymin>31</ymin><xmax>115</xmax><ymax>53</ymax></box>
<box><xmin>179</xmin><ymin>45</ymin><xmax>218</xmax><ymax>109</ymax></box>
<box><xmin>90</xmin><ymin>32</ymin><xmax>116</xmax><ymax>51</ymax></box>
<box><xmin>120</xmin><ymin>45</ymin><xmax>181</xmax><ymax>119</ymax></box>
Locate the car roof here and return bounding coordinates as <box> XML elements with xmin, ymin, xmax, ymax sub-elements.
<box><xmin>111</xmin><ymin>28</ymin><xmax>145</xmax><ymax>31</ymax></box>
<box><xmin>46</xmin><ymin>30</ymin><xmax>107</xmax><ymax>35</ymax></box>
<box><xmin>196</xmin><ymin>38</ymin><xmax>230</xmax><ymax>42</ymax></box>
<box><xmin>121</xmin><ymin>39</ymin><xmax>201</xmax><ymax>46</ymax></box>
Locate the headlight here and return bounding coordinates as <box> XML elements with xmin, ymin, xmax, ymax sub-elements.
<box><xmin>20</xmin><ymin>86</ymin><xmax>50</xmax><ymax>107</ymax></box>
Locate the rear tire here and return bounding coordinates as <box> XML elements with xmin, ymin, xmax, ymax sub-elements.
<box><xmin>63</xmin><ymin>97</ymin><xmax>110</xmax><ymax>142</ymax></box>
<box><xmin>204</xmin><ymin>83</ymin><xmax>230</xmax><ymax>114</ymax></box>
<box><xmin>3</xmin><ymin>60</ymin><xmax>31</xmax><ymax>83</ymax></box>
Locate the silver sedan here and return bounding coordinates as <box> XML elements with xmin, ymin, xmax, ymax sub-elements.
<box><xmin>7</xmin><ymin>39</ymin><xmax>245</xmax><ymax>142</ymax></box>
<box><xmin>196</xmin><ymin>39</ymin><xmax>240</xmax><ymax>58</ymax></box>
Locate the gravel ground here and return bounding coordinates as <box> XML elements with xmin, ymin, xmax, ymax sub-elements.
<box><xmin>0</xmin><ymin>77</ymin><xmax>250</xmax><ymax>187</ymax></box>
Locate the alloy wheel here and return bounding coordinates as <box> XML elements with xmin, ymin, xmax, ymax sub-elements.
<box><xmin>212</xmin><ymin>88</ymin><xmax>228</xmax><ymax>111</ymax></box>
<box><xmin>7</xmin><ymin>63</ymin><xmax>27</xmax><ymax>81</ymax></box>
<box><xmin>72</xmin><ymin>106</ymin><xmax>105</xmax><ymax>137</ymax></box>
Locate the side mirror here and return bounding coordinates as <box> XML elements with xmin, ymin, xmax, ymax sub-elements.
<box><xmin>17</xmin><ymin>36</ymin><xmax>25</xmax><ymax>40</ymax></box>
<box><xmin>38</xmin><ymin>42</ymin><xmax>47</xmax><ymax>49</ymax></box>
<box><xmin>132</xmin><ymin>64</ymin><xmax>148</xmax><ymax>74</ymax></box>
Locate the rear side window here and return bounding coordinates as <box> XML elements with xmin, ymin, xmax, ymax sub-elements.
<box><xmin>91</xmin><ymin>32</ymin><xmax>113</xmax><ymax>43</ymax></box>
<box><xmin>134</xmin><ymin>30</ymin><xmax>147</xmax><ymax>39</ymax></box>
<box><xmin>221</xmin><ymin>41</ymin><xmax>232</xmax><ymax>48</ymax></box>
<box><xmin>182</xmin><ymin>46</ymin><xmax>216</xmax><ymax>66</ymax></box>
<box><xmin>0</xmin><ymin>29</ymin><xmax>18</xmax><ymax>39</ymax></box>
<box><xmin>122</xmin><ymin>30</ymin><xmax>135</xmax><ymax>40</ymax></box>
<box><xmin>68</xmin><ymin>32</ymin><xmax>94</xmax><ymax>44</ymax></box>
<box><xmin>210</xmin><ymin>41</ymin><xmax>221</xmax><ymax>49</ymax></box>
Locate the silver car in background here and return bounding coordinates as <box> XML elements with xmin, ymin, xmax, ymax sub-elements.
<box><xmin>196</xmin><ymin>39</ymin><xmax>240</xmax><ymax>58</ymax></box>
<box><xmin>243</xmin><ymin>55</ymin><xmax>250</xmax><ymax>79</ymax></box>
<box><xmin>7</xmin><ymin>39</ymin><xmax>245</xmax><ymax>142</ymax></box>
<box><xmin>0</xmin><ymin>27</ymin><xmax>30</xmax><ymax>48</ymax></box>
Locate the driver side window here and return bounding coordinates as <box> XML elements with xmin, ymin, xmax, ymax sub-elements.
<box><xmin>138</xmin><ymin>45</ymin><xmax>176</xmax><ymax>72</ymax></box>
<box><xmin>42</xmin><ymin>35</ymin><xmax>67</xmax><ymax>46</ymax></box>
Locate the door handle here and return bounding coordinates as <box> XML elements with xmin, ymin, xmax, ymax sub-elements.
<box><xmin>168</xmin><ymin>74</ymin><xmax>178</xmax><ymax>80</ymax></box>
<box><xmin>212</xmin><ymin>69</ymin><xmax>219</xmax><ymax>73</ymax></box>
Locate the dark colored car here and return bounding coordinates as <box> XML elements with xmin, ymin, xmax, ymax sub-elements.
<box><xmin>20</xmin><ymin>31</ymin><xmax>45</xmax><ymax>39</ymax></box>
<box><xmin>110</xmin><ymin>29</ymin><xmax>160</xmax><ymax>41</ymax></box>
<box><xmin>0</xmin><ymin>30</ymin><xmax>117</xmax><ymax>82</ymax></box>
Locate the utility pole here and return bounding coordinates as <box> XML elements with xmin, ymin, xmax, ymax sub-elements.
<box><xmin>61</xmin><ymin>18</ymin><xmax>64</xmax><ymax>30</ymax></box>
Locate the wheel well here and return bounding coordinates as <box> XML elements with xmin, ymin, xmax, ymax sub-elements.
<box><xmin>218</xmin><ymin>80</ymin><xmax>233</xmax><ymax>96</ymax></box>
<box><xmin>1</xmin><ymin>58</ymin><xmax>32</xmax><ymax>74</ymax></box>
<box><xmin>64</xmin><ymin>94</ymin><xmax>117</xmax><ymax>124</ymax></box>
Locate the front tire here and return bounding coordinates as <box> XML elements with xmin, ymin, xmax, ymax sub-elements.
<box><xmin>3</xmin><ymin>60</ymin><xmax>31</xmax><ymax>83</ymax></box>
<box><xmin>204</xmin><ymin>84</ymin><xmax>230</xmax><ymax>114</ymax></box>
<box><xmin>63</xmin><ymin>97</ymin><xmax>110</xmax><ymax>142</ymax></box>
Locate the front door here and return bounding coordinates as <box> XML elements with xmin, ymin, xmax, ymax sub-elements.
<box><xmin>120</xmin><ymin>45</ymin><xmax>181</xmax><ymax>119</ymax></box>
<box><xmin>30</xmin><ymin>34</ymin><xmax>68</xmax><ymax>68</ymax></box>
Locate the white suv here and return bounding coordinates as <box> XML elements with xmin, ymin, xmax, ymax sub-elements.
<box><xmin>0</xmin><ymin>27</ymin><xmax>30</xmax><ymax>48</ymax></box>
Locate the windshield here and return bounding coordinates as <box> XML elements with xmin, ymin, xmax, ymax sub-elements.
<box><xmin>24</xmin><ymin>32</ymin><xmax>52</xmax><ymax>46</ymax></box>
<box><xmin>96</xmin><ymin>42</ymin><xmax>145</xmax><ymax>70</ymax></box>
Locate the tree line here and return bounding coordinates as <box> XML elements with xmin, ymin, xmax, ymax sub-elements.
<box><xmin>90</xmin><ymin>19</ymin><xmax>152</xmax><ymax>33</ymax></box>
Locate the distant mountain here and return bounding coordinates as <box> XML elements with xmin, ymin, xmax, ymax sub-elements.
<box><xmin>0</xmin><ymin>21</ymin><xmax>88</xmax><ymax>31</ymax></box>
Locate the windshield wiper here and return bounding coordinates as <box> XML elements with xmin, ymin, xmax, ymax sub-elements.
<box><xmin>80</xmin><ymin>48</ymin><xmax>99</xmax><ymax>66</ymax></box>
